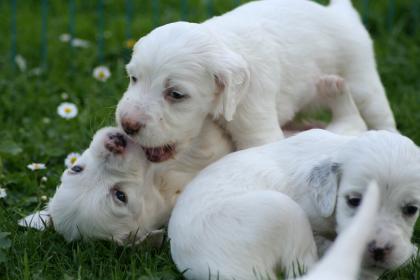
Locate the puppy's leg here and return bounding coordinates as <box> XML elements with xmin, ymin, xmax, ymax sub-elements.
<box><xmin>171</xmin><ymin>191</ymin><xmax>318</xmax><ymax>279</ymax></box>
<box><xmin>317</xmin><ymin>75</ymin><xmax>367</xmax><ymax>136</ymax></box>
<box><xmin>345</xmin><ymin>67</ymin><xmax>397</xmax><ymax>132</ymax></box>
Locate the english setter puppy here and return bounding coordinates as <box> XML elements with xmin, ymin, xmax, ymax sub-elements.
<box><xmin>116</xmin><ymin>0</ymin><xmax>395</xmax><ymax>163</ymax></box>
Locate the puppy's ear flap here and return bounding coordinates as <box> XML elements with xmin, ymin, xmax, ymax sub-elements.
<box><xmin>212</xmin><ymin>49</ymin><xmax>250</xmax><ymax>122</ymax></box>
<box><xmin>308</xmin><ymin>159</ymin><xmax>341</xmax><ymax>217</ymax></box>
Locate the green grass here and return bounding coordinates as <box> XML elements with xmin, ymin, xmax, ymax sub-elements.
<box><xmin>0</xmin><ymin>0</ymin><xmax>419</xmax><ymax>279</ymax></box>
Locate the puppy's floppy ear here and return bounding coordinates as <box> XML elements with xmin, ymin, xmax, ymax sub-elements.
<box><xmin>211</xmin><ymin>48</ymin><xmax>250</xmax><ymax>122</ymax></box>
<box><xmin>307</xmin><ymin>158</ymin><xmax>341</xmax><ymax>217</ymax></box>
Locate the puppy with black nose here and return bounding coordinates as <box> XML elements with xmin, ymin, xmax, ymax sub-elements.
<box><xmin>47</xmin><ymin>127</ymin><xmax>161</xmax><ymax>244</ymax></box>
<box><xmin>168</xmin><ymin>129</ymin><xmax>420</xmax><ymax>280</ymax></box>
<box><xmin>20</xmin><ymin>119</ymin><xmax>231</xmax><ymax>244</ymax></box>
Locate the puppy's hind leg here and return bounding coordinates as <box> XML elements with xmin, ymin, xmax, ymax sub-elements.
<box><xmin>317</xmin><ymin>75</ymin><xmax>367</xmax><ymax>136</ymax></box>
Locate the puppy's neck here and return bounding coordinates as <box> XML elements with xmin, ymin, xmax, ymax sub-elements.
<box><xmin>154</xmin><ymin>118</ymin><xmax>233</xmax><ymax>208</ymax></box>
<box><xmin>174</xmin><ymin>117</ymin><xmax>233</xmax><ymax>172</ymax></box>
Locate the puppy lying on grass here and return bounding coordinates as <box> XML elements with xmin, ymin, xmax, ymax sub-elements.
<box><xmin>168</xmin><ymin>129</ymin><xmax>420</xmax><ymax>280</ymax></box>
<box><xmin>19</xmin><ymin>121</ymin><xmax>231</xmax><ymax>244</ymax></box>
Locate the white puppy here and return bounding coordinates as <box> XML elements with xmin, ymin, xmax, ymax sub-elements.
<box><xmin>116</xmin><ymin>0</ymin><xmax>395</xmax><ymax>162</ymax></box>
<box><xmin>168</xmin><ymin>130</ymin><xmax>420</xmax><ymax>279</ymax></box>
<box><xmin>20</xmin><ymin>120</ymin><xmax>231</xmax><ymax>244</ymax></box>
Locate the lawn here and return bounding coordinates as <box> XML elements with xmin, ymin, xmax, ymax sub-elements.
<box><xmin>0</xmin><ymin>0</ymin><xmax>419</xmax><ymax>279</ymax></box>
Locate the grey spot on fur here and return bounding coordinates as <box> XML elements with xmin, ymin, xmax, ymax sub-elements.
<box><xmin>307</xmin><ymin>160</ymin><xmax>341</xmax><ymax>188</ymax></box>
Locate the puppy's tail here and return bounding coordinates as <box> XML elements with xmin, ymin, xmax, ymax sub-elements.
<box><xmin>302</xmin><ymin>181</ymin><xmax>380</xmax><ymax>280</ymax></box>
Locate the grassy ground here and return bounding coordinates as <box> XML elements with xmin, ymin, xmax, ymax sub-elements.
<box><xmin>0</xmin><ymin>0</ymin><xmax>419</xmax><ymax>279</ymax></box>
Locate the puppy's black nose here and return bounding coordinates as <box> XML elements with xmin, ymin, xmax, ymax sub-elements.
<box><xmin>121</xmin><ymin>118</ymin><xmax>144</xmax><ymax>135</ymax></box>
<box><xmin>368</xmin><ymin>241</ymin><xmax>393</xmax><ymax>262</ymax></box>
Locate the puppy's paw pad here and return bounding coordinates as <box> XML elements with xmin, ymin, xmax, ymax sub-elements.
<box><xmin>317</xmin><ymin>75</ymin><xmax>345</xmax><ymax>98</ymax></box>
<box><xmin>105</xmin><ymin>133</ymin><xmax>127</xmax><ymax>154</ymax></box>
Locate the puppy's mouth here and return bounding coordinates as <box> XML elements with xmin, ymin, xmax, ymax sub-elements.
<box><xmin>142</xmin><ymin>144</ymin><xmax>176</xmax><ymax>162</ymax></box>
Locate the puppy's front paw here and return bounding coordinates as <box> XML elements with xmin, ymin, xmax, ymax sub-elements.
<box><xmin>317</xmin><ymin>74</ymin><xmax>345</xmax><ymax>99</ymax></box>
<box><xmin>105</xmin><ymin>132</ymin><xmax>127</xmax><ymax>154</ymax></box>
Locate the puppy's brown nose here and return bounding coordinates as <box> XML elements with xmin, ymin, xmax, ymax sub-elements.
<box><xmin>121</xmin><ymin>118</ymin><xmax>144</xmax><ymax>135</ymax></box>
<box><xmin>368</xmin><ymin>241</ymin><xmax>393</xmax><ymax>262</ymax></box>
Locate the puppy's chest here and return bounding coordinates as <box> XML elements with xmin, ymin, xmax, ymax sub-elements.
<box><xmin>158</xmin><ymin>170</ymin><xmax>195</xmax><ymax>206</ymax></box>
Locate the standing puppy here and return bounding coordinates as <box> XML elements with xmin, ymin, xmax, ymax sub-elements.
<box><xmin>168</xmin><ymin>130</ymin><xmax>420</xmax><ymax>279</ymax></box>
<box><xmin>117</xmin><ymin>0</ymin><xmax>395</xmax><ymax>162</ymax></box>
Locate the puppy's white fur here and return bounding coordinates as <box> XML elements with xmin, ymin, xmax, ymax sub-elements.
<box><xmin>37</xmin><ymin>120</ymin><xmax>231</xmax><ymax>244</ymax></box>
<box><xmin>117</xmin><ymin>0</ymin><xmax>395</xmax><ymax>157</ymax></box>
<box><xmin>168</xmin><ymin>130</ymin><xmax>420</xmax><ymax>279</ymax></box>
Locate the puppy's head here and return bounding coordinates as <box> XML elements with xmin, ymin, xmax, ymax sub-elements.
<box><xmin>116</xmin><ymin>21</ymin><xmax>249</xmax><ymax>162</ymax></box>
<box><xmin>48</xmin><ymin>127</ymin><xmax>166</xmax><ymax>244</ymax></box>
<box><xmin>308</xmin><ymin>131</ymin><xmax>420</xmax><ymax>273</ymax></box>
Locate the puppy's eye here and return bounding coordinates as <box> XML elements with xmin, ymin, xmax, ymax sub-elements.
<box><xmin>346</xmin><ymin>194</ymin><xmax>362</xmax><ymax>208</ymax></box>
<box><xmin>70</xmin><ymin>165</ymin><xmax>84</xmax><ymax>174</ymax></box>
<box><xmin>402</xmin><ymin>205</ymin><xmax>418</xmax><ymax>217</ymax></box>
<box><xmin>130</xmin><ymin>76</ymin><xmax>137</xmax><ymax>83</ymax></box>
<box><xmin>112</xmin><ymin>188</ymin><xmax>127</xmax><ymax>204</ymax></box>
<box><xmin>165</xmin><ymin>90</ymin><xmax>188</xmax><ymax>102</ymax></box>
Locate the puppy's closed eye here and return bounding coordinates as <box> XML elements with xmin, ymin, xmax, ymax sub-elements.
<box><xmin>164</xmin><ymin>87</ymin><xmax>189</xmax><ymax>103</ymax></box>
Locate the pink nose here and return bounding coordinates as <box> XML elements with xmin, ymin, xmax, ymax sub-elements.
<box><xmin>121</xmin><ymin>117</ymin><xmax>144</xmax><ymax>135</ymax></box>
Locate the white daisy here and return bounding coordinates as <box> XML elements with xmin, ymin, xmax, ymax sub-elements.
<box><xmin>57</xmin><ymin>102</ymin><xmax>78</xmax><ymax>119</ymax></box>
<box><xmin>27</xmin><ymin>163</ymin><xmax>46</xmax><ymax>171</ymax></box>
<box><xmin>59</xmin><ymin>33</ymin><xmax>71</xmax><ymax>42</ymax></box>
<box><xmin>71</xmin><ymin>38</ymin><xmax>90</xmax><ymax>48</ymax></box>
<box><xmin>15</xmin><ymin>54</ymin><xmax>27</xmax><ymax>72</ymax></box>
<box><xmin>0</xmin><ymin>188</ymin><xmax>7</xmax><ymax>199</ymax></box>
<box><xmin>93</xmin><ymin>66</ymin><xmax>111</xmax><ymax>82</ymax></box>
<box><xmin>64</xmin><ymin>152</ymin><xmax>81</xmax><ymax>168</ymax></box>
